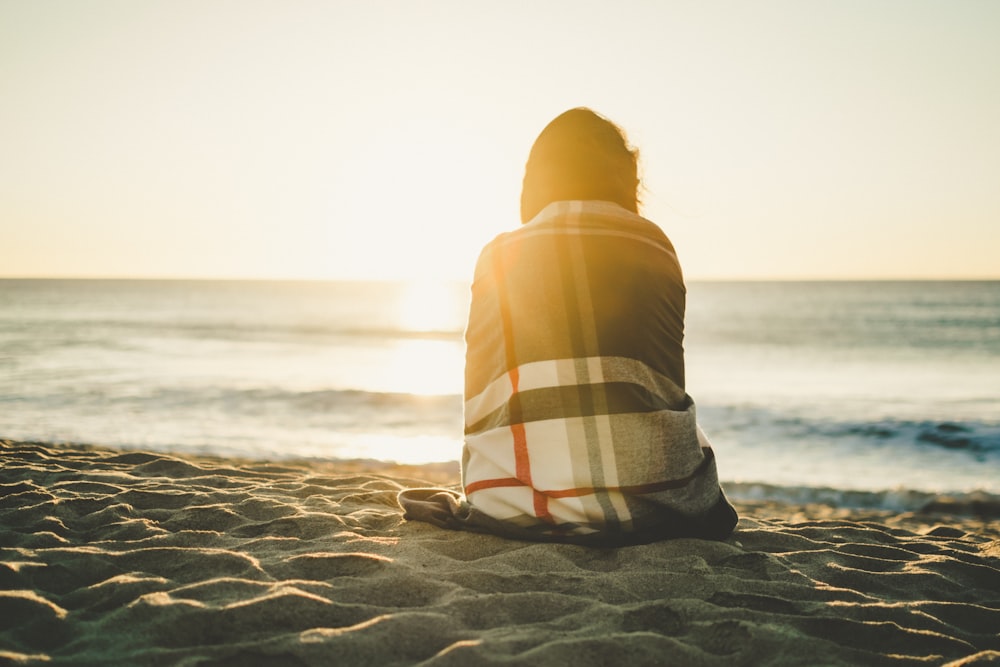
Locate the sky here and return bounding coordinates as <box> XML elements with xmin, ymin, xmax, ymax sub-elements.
<box><xmin>1</xmin><ymin>0</ymin><xmax>998</xmax><ymax>281</ymax></box>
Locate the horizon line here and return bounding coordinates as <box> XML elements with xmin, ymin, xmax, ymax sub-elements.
<box><xmin>2</xmin><ymin>274</ymin><xmax>999</xmax><ymax>283</ymax></box>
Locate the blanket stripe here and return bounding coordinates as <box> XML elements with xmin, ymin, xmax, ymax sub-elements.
<box><xmin>465</xmin><ymin>356</ymin><xmax>688</xmax><ymax>427</ymax></box>
<box><xmin>465</xmin><ymin>447</ymin><xmax>717</xmax><ymax>497</ymax></box>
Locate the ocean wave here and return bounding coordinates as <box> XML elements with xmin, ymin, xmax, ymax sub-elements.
<box><xmin>723</xmin><ymin>482</ymin><xmax>1000</xmax><ymax>518</ymax></box>
<box><xmin>833</xmin><ymin>419</ymin><xmax>1000</xmax><ymax>454</ymax></box>
<box><xmin>2</xmin><ymin>317</ymin><xmax>464</xmax><ymax>346</ymax></box>
<box><xmin>700</xmin><ymin>404</ymin><xmax>1000</xmax><ymax>456</ymax></box>
<box><xmin>11</xmin><ymin>383</ymin><xmax>1000</xmax><ymax>453</ymax></box>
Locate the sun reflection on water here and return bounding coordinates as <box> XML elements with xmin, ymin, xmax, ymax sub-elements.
<box><xmin>380</xmin><ymin>280</ymin><xmax>467</xmax><ymax>396</ymax></box>
<box><xmin>384</xmin><ymin>338</ymin><xmax>463</xmax><ymax>396</ymax></box>
<box><xmin>397</xmin><ymin>280</ymin><xmax>466</xmax><ymax>334</ymax></box>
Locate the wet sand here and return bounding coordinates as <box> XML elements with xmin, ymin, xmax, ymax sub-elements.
<box><xmin>1</xmin><ymin>439</ymin><xmax>998</xmax><ymax>666</ymax></box>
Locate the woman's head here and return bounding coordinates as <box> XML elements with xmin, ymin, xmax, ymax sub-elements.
<box><xmin>520</xmin><ymin>107</ymin><xmax>640</xmax><ymax>224</ymax></box>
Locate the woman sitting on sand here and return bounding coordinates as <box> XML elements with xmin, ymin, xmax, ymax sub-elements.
<box><xmin>400</xmin><ymin>108</ymin><xmax>737</xmax><ymax>545</ymax></box>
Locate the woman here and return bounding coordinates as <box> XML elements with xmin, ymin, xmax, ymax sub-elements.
<box><xmin>400</xmin><ymin>108</ymin><xmax>737</xmax><ymax>545</ymax></box>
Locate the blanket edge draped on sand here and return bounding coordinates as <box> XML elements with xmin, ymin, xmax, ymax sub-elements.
<box><xmin>397</xmin><ymin>481</ymin><xmax>738</xmax><ymax>546</ymax></box>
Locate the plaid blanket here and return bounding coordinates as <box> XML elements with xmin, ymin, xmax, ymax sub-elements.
<box><xmin>457</xmin><ymin>200</ymin><xmax>736</xmax><ymax>542</ymax></box>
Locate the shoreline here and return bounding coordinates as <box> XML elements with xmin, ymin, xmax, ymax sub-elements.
<box><xmin>11</xmin><ymin>438</ymin><xmax>1000</xmax><ymax>525</ymax></box>
<box><xmin>2</xmin><ymin>439</ymin><xmax>998</xmax><ymax>665</ymax></box>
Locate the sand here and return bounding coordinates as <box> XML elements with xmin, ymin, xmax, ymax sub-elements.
<box><xmin>1</xmin><ymin>439</ymin><xmax>998</xmax><ymax>666</ymax></box>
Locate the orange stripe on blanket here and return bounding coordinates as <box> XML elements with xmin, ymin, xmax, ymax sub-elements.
<box><xmin>508</xmin><ymin>366</ymin><xmax>551</xmax><ymax>522</ymax></box>
<box><xmin>465</xmin><ymin>451</ymin><xmax>713</xmax><ymax>499</ymax></box>
<box><xmin>464</xmin><ymin>477</ymin><xmax>524</xmax><ymax>494</ymax></box>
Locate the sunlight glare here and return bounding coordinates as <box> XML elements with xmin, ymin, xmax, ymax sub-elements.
<box><xmin>397</xmin><ymin>280</ymin><xmax>464</xmax><ymax>333</ymax></box>
<box><xmin>385</xmin><ymin>338</ymin><xmax>464</xmax><ymax>396</ymax></box>
<box><xmin>351</xmin><ymin>433</ymin><xmax>461</xmax><ymax>465</ymax></box>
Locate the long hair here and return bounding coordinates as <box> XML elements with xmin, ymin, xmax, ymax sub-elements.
<box><xmin>520</xmin><ymin>107</ymin><xmax>640</xmax><ymax>224</ymax></box>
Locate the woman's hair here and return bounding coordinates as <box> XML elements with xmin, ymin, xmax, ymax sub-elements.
<box><xmin>520</xmin><ymin>107</ymin><xmax>640</xmax><ymax>224</ymax></box>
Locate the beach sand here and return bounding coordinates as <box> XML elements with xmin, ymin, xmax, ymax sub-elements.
<box><xmin>1</xmin><ymin>439</ymin><xmax>998</xmax><ymax>666</ymax></box>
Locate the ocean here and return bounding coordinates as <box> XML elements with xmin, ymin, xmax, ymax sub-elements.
<box><xmin>2</xmin><ymin>279</ymin><xmax>998</xmax><ymax>511</ymax></box>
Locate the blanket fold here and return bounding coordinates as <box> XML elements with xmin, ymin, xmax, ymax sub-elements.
<box><xmin>398</xmin><ymin>484</ymin><xmax>738</xmax><ymax>546</ymax></box>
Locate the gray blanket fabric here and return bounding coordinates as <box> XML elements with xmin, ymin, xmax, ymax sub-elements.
<box><xmin>401</xmin><ymin>200</ymin><xmax>737</xmax><ymax>544</ymax></box>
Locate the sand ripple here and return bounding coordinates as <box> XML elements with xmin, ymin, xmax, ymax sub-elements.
<box><xmin>1</xmin><ymin>440</ymin><xmax>998</xmax><ymax>666</ymax></box>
